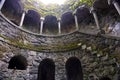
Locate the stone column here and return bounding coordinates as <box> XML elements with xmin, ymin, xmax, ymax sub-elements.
<box><xmin>19</xmin><ymin>11</ymin><xmax>26</xmax><ymax>28</ymax></box>
<box><xmin>112</xmin><ymin>0</ymin><xmax>120</xmax><ymax>15</ymax></box>
<box><xmin>58</xmin><ymin>18</ymin><xmax>61</xmax><ymax>34</ymax></box>
<box><xmin>108</xmin><ymin>0</ymin><xmax>120</xmax><ymax>15</ymax></box>
<box><xmin>0</xmin><ymin>0</ymin><xmax>5</xmax><ymax>10</ymax></box>
<box><xmin>108</xmin><ymin>0</ymin><xmax>112</xmax><ymax>5</ymax></box>
<box><xmin>74</xmin><ymin>14</ymin><xmax>79</xmax><ymax>31</ymax></box>
<box><xmin>90</xmin><ymin>7</ymin><xmax>100</xmax><ymax>30</ymax></box>
<box><xmin>40</xmin><ymin>17</ymin><xmax>44</xmax><ymax>34</ymax></box>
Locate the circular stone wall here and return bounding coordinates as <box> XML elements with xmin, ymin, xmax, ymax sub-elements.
<box><xmin>0</xmin><ymin>40</ymin><xmax>118</xmax><ymax>80</ymax></box>
<box><xmin>0</xmin><ymin>11</ymin><xmax>120</xmax><ymax>80</ymax></box>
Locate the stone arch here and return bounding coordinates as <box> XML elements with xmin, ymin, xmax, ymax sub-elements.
<box><xmin>93</xmin><ymin>0</ymin><xmax>118</xmax><ymax>16</ymax></box>
<box><xmin>65</xmin><ymin>57</ymin><xmax>83</xmax><ymax>80</ymax></box>
<box><xmin>37</xmin><ymin>58</ymin><xmax>55</xmax><ymax>80</ymax></box>
<box><xmin>2</xmin><ymin>0</ymin><xmax>24</xmax><ymax>25</ymax></box>
<box><xmin>8</xmin><ymin>55</ymin><xmax>28</xmax><ymax>70</ymax></box>
<box><xmin>75</xmin><ymin>5</ymin><xmax>94</xmax><ymax>25</ymax></box>
<box><xmin>23</xmin><ymin>10</ymin><xmax>41</xmax><ymax>33</ymax></box>
<box><xmin>43</xmin><ymin>15</ymin><xmax>58</xmax><ymax>35</ymax></box>
<box><xmin>61</xmin><ymin>11</ymin><xmax>76</xmax><ymax>33</ymax></box>
<box><xmin>99</xmin><ymin>76</ymin><xmax>111</xmax><ymax>80</ymax></box>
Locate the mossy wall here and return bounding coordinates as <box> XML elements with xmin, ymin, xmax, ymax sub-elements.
<box><xmin>0</xmin><ymin>13</ymin><xmax>120</xmax><ymax>80</ymax></box>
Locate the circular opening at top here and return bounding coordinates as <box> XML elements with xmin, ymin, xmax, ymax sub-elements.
<box><xmin>37</xmin><ymin>0</ymin><xmax>66</xmax><ymax>5</ymax></box>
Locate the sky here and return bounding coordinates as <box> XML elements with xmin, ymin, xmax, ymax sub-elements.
<box><xmin>37</xmin><ymin>0</ymin><xmax>66</xmax><ymax>5</ymax></box>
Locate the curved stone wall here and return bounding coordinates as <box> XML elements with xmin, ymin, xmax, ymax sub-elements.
<box><xmin>0</xmin><ymin>40</ymin><xmax>118</xmax><ymax>80</ymax></box>
<box><xmin>0</xmin><ymin>12</ymin><xmax>120</xmax><ymax>80</ymax></box>
<box><xmin>0</xmin><ymin>0</ymin><xmax>120</xmax><ymax>80</ymax></box>
<box><xmin>0</xmin><ymin>12</ymin><xmax>120</xmax><ymax>52</ymax></box>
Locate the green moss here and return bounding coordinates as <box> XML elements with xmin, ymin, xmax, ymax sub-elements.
<box><xmin>0</xmin><ymin>46</ymin><xmax>7</xmax><ymax>58</ymax></box>
<box><xmin>0</xmin><ymin>34</ymin><xmax>82</xmax><ymax>51</ymax></box>
<box><xmin>0</xmin><ymin>33</ymin><xmax>118</xmax><ymax>63</ymax></box>
<box><xmin>0</xmin><ymin>34</ymin><xmax>9</xmax><ymax>40</ymax></box>
<box><xmin>0</xmin><ymin>42</ymin><xmax>8</xmax><ymax>58</ymax></box>
<box><xmin>0</xmin><ymin>46</ymin><xmax>7</xmax><ymax>52</ymax></box>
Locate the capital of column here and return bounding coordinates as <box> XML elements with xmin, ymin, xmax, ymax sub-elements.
<box><xmin>0</xmin><ymin>0</ymin><xmax>5</xmax><ymax>10</ymax></box>
<box><xmin>40</xmin><ymin>17</ymin><xmax>44</xmax><ymax>21</ymax></box>
<box><xmin>90</xmin><ymin>7</ymin><xmax>96</xmax><ymax>13</ymax></box>
<box><xmin>112</xmin><ymin>0</ymin><xmax>118</xmax><ymax>4</ymax></box>
<box><xmin>58</xmin><ymin>18</ymin><xmax>61</xmax><ymax>22</ymax></box>
<box><xmin>108</xmin><ymin>0</ymin><xmax>118</xmax><ymax>5</ymax></box>
<box><xmin>73</xmin><ymin>9</ymin><xmax>77</xmax><ymax>16</ymax></box>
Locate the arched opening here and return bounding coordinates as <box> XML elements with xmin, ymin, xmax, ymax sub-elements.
<box><xmin>65</xmin><ymin>57</ymin><xmax>83</xmax><ymax>80</ymax></box>
<box><xmin>23</xmin><ymin>10</ymin><xmax>41</xmax><ymax>33</ymax></box>
<box><xmin>1</xmin><ymin>0</ymin><xmax>23</xmax><ymax>25</ymax></box>
<box><xmin>8</xmin><ymin>55</ymin><xmax>28</xmax><ymax>70</ymax></box>
<box><xmin>37</xmin><ymin>58</ymin><xmax>55</xmax><ymax>80</ymax></box>
<box><xmin>61</xmin><ymin>11</ymin><xmax>76</xmax><ymax>33</ymax></box>
<box><xmin>76</xmin><ymin>6</ymin><xmax>94</xmax><ymax>25</ymax></box>
<box><xmin>43</xmin><ymin>15</ymin><xmax>58</xmax><ymax>35</ymax></box>
<box><xmin>99</xmin><ymin>76</ymin><xmax>111</xmax><ymax>80</ymax></box>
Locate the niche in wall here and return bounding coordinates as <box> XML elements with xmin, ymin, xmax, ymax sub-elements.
<box><xmin>65</xmin><ymin>57</ymin><xmax>83</xmax><ymax>80</ymax></box>
<box><xmin>8</xmin><ymin>55</ymin><xmax>28</xmax><ymax>70</ymax></box>
<box><xmin>37</xmin><ymin>58</ymin><xmax>55</xmax><ymax>80</ymax></box>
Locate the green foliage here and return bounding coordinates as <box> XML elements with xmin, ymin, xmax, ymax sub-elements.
<box><xmin>22</xmin><ymin>0</ymin><xmax>95</xmax><ymax>17</ymax></box>
<box><xmin>80</xmin><ymin>0</ymin><xmax>95</xmax><ymax>6</ymax></box>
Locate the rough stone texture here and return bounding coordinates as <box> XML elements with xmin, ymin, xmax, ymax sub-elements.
<box><xmin>0</xmin><ymin>41</ymin><xmax>118</xmax><ymax>80</ymax></box>
<box><xmin>0</xmin><ymin>14</ymin><xmax>83</xmax><ymax>52</ymax></box>
<box><xmin>0</xmin><ymin>13</ymin><xmax>120</xmax><ymax>80</ymax></box>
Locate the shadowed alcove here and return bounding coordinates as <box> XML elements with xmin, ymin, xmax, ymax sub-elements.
<box><xmin>43</xmin><ymin>15</ymin><xmax>58</xmax><ymax>35</ymax></box>
<box><xmin>75</xmin><ymin>5</ymin><xmax>94</xmax><ymax>25</ymax></box>
<box><xmin>61</xmin><ymin>11</ymin><xmax>76</xmax><ymax>33</ymax></box>
<box><xmin>1</xmin><ymin>0</ymin><xmax>23</xmax><ymax>25</ymax></box>
<box><xmin>37</xmin><ymin>58</ymin><xmax>55</xmax><ymax>80</ymax></box>
<box><xmin>23</xmin><ymin>10</ymin><xmax>41</xmax><ymax>33</ymax></box>
<box><xmin>8</xmin><ymin>55</ymin><xmax>28</xmax><ymax>70</ymax></box>
<box><xmin>65</xmin><ymin>57</ymin><xmax>83</xmax><ymax>80</ymax></box>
